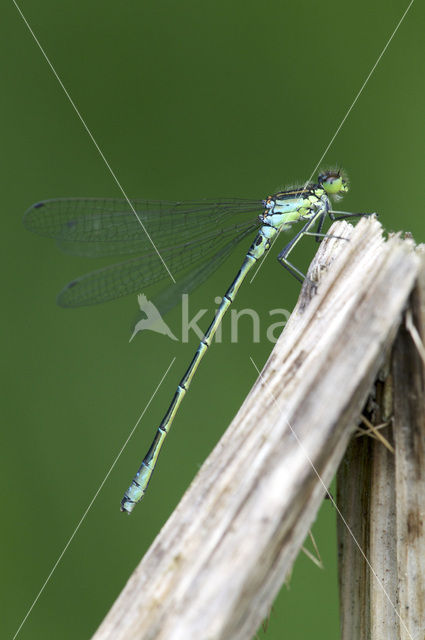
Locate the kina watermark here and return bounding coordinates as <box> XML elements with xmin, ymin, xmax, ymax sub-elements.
<box><xmin>130</xmin><ymin>293</ymin><xmax>291</xmax><ymax>344</ymax></box>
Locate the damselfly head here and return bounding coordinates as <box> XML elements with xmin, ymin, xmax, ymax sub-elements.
<box><xmin>318</xmin><ymin>170</ymin><xmax>349</xmax><ymax>197</ymax></box>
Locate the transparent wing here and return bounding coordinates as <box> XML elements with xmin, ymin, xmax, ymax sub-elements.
<box><xmin>149</xmin><ymin>223</ymin><xmax>258</xmax><ymax>318</ymax></box>
<box><xmin>57</xmin><ymin>220</ymin><xmax>259</xmax><ymax>307</ymax></box>
<box><xmin>24</xmin><ymin>197</ymin><xmax>262</xmax><ymax>257</ymax></box>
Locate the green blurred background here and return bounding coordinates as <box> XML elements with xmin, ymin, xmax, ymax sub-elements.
<box><xmin>2</xmin><ymin>1</ymin><xmax>424</xmax><ymax>638</ymax></box>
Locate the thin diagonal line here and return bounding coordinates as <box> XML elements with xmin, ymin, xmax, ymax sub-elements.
<box><xmin>405</xmin><ymin>309</ymin><xmax>425</xmax><ymax>366</ymax></box>
<box><xmin>249</xmin><ymin>356</ymin><xmax>414</xmax><ymax>640</ymax></box>
<box><xmin>307</xmin><ymin>0</ymin><xmax>415</xmax><ymax>184</ymax></box>
<box><xmin>11</xmin><ymin>357</ymin><xmax>176</xmax><ymax>640</ymax></box>
<box><xmin>12</xmin><ymin>0</ymin><xmax>176</xmax><ymax>285</ymax></box>
<box><xmin>249</xmin><ymin>0</ymin><xmax>415</xmax><ymax>285</ymax></box>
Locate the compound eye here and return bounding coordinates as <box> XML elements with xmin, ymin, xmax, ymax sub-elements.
<box><xmin>318</xmin><ymin>171</ymin><xmax>348</xmax><ymax>195</ymax></box>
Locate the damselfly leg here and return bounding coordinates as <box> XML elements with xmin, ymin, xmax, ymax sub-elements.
<box><xmin>23</xmin><ymin>168</ymin><xmax>373</xmax><ymax>514</ymax></box>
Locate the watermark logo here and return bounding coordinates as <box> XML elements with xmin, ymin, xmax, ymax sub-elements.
<box><xmin>130</xmin><ymin>293</ymin><xmax>291</xmax><ymax>344</ymax></box>
<box><xmin>129</xmin><ymin>294</ymin><xmax>178</xmax><ymax>342</ymax></box>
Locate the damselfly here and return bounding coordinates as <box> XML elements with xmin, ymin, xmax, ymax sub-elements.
<box><xmin>24</xmin><ymin>169</ymin><xmax>370</xmax><ymax>514</ymax></box>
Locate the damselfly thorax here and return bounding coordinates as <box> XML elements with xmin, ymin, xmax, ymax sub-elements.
<box><xmin>24</xmin><ymin>168</ymin><xmax>371</xmax><ymax>514</ymax></box>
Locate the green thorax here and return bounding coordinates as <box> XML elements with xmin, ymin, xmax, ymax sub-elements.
<box><xmin>245</xmin><ymin>170</ymin><xmax>349</xmax><ymax>261</ymax></box>
<box><xmin>261</xmin><ymin>170</ymin><xmax>349</xmax><ymax>233</ymax></box>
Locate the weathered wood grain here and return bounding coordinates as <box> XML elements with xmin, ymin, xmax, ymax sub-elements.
<box><xmin>93</xmin><ymin>218</ymin><xmax>421</xmax><ymax>640</ymax></box>
<box><xmin>337</xmin><ymin>246</ymin><xmax>425</xmax><ymax>640</ymax></box>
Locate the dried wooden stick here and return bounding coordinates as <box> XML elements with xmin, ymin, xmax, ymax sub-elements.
<box><xmin>92</xmin><ymin>218</ymin><xmax>421</xmax><ymax>640</ymax></box>
<box><xmin>337</xmin><ymin>247</ymin><xmax>425</xmax><ymax>640</ymax></box>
